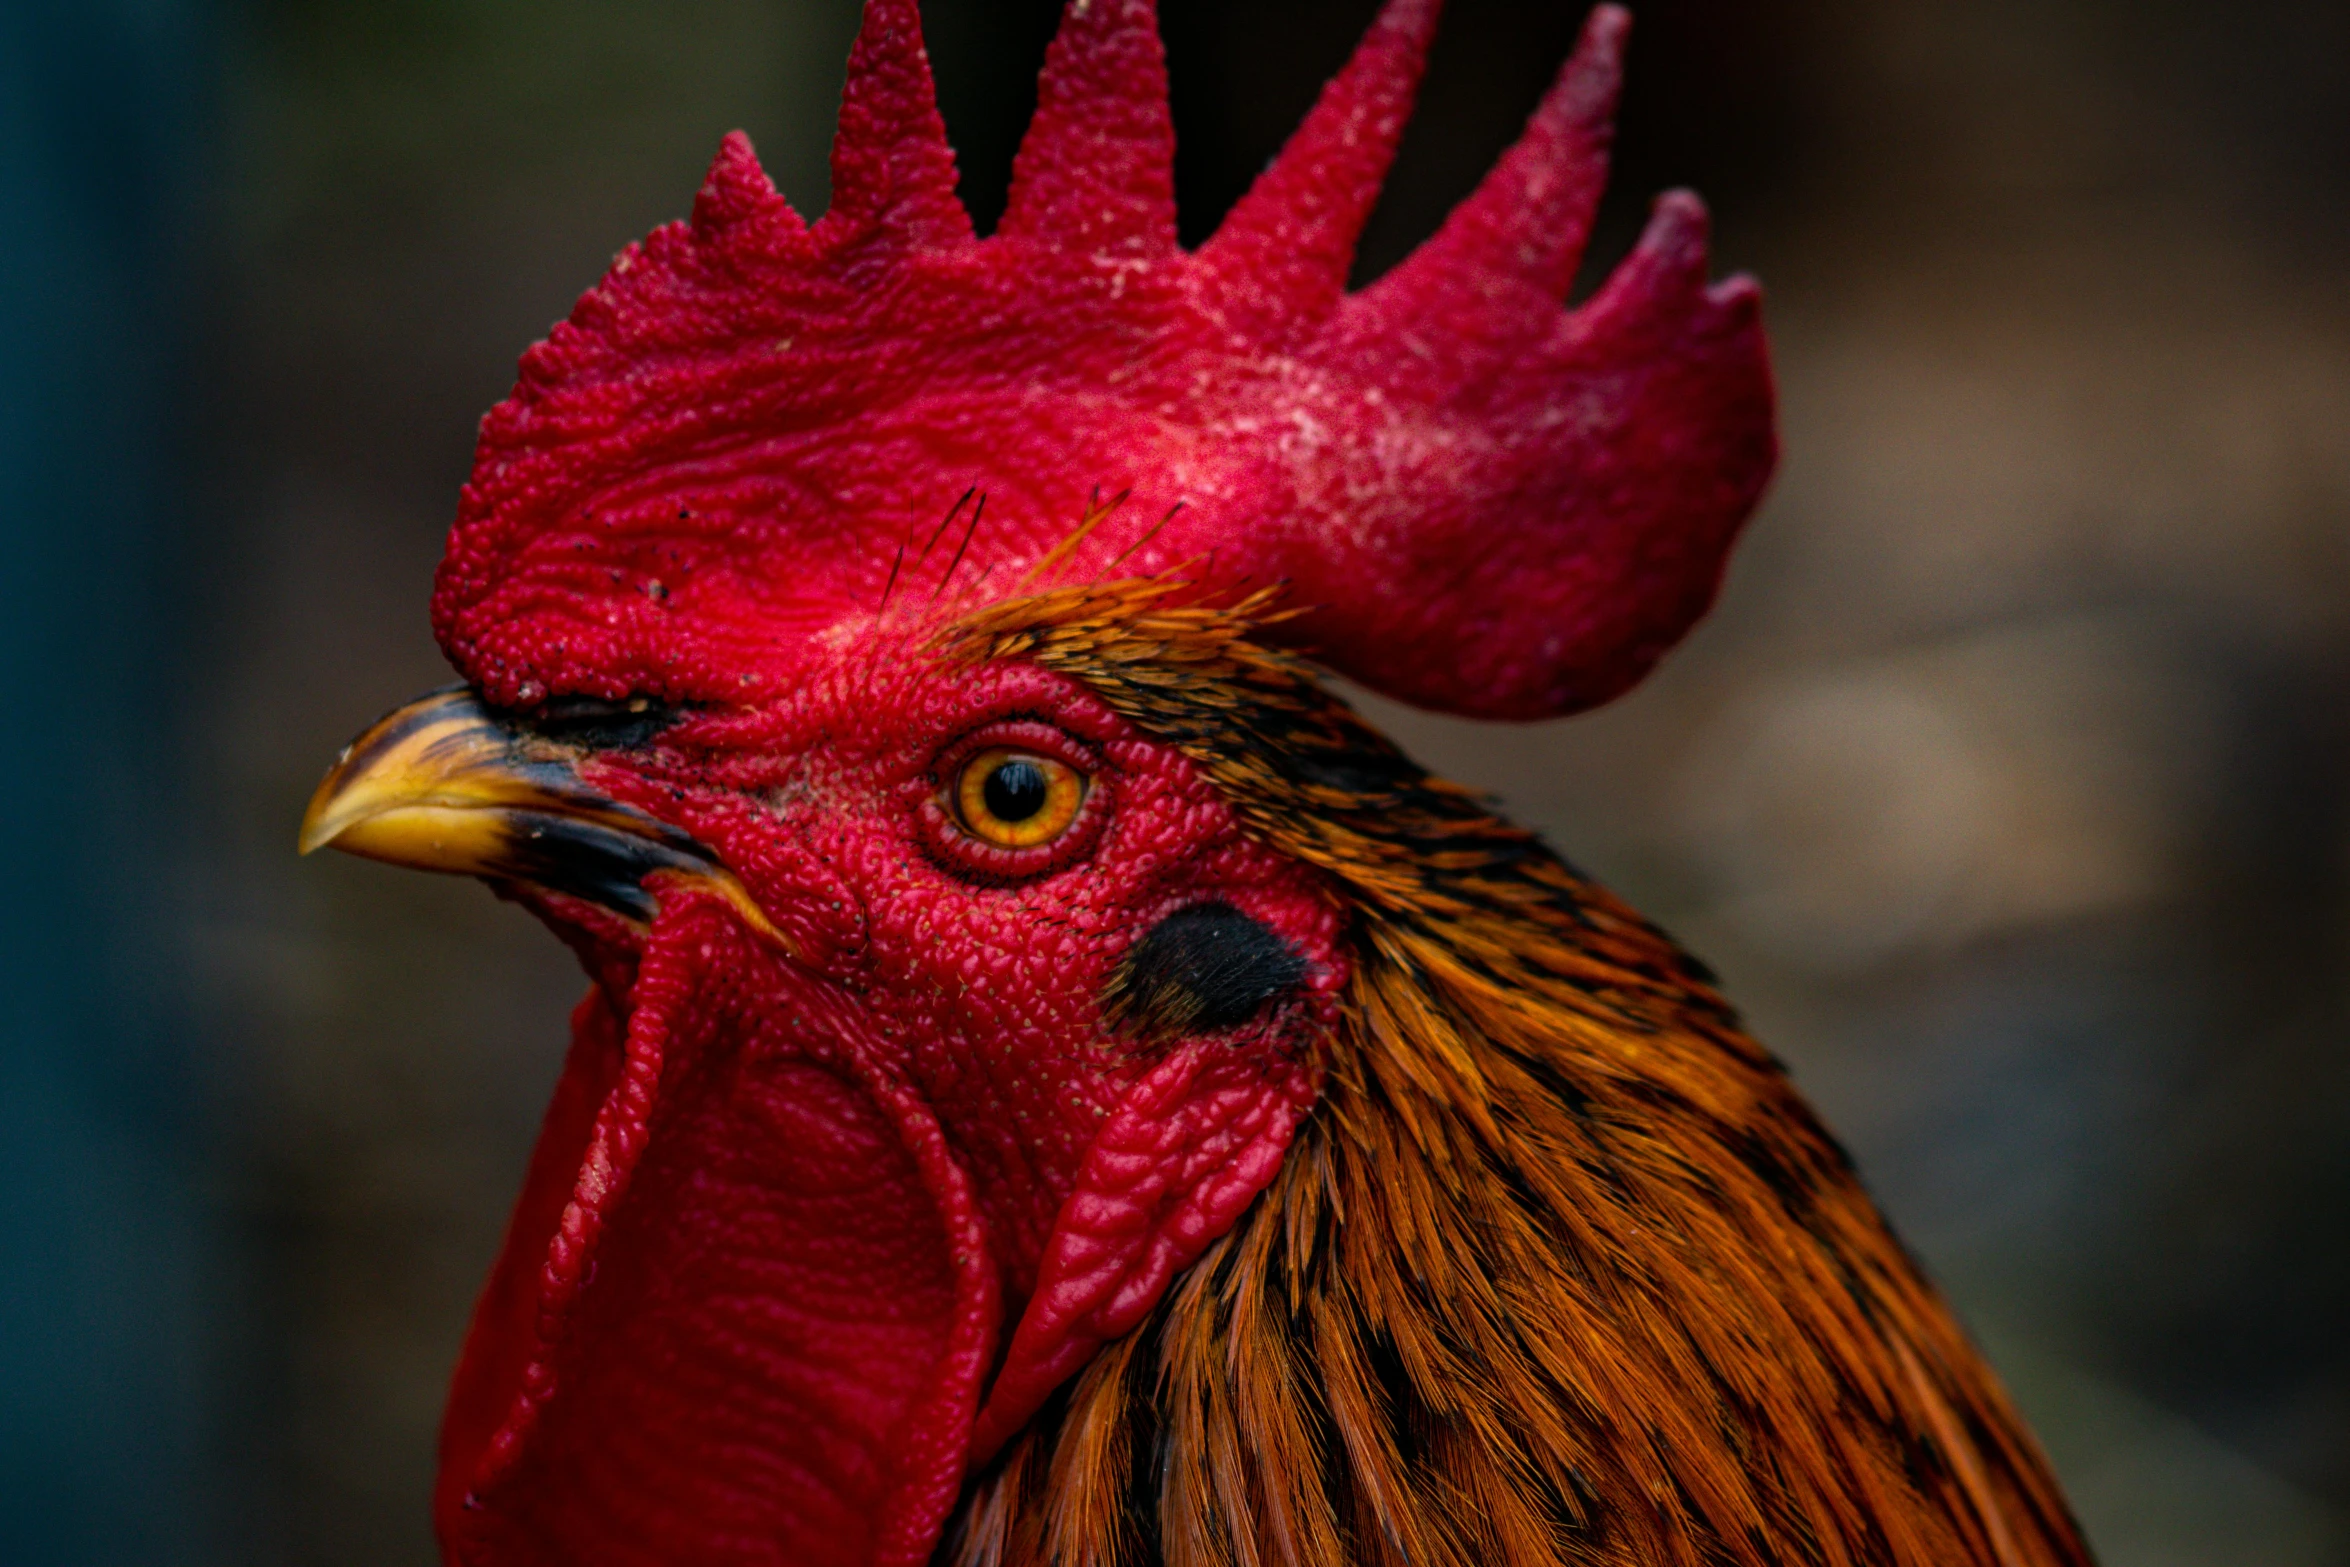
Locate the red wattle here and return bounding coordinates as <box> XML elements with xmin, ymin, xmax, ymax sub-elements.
<box><xmin>438</xmin><ymin>987</ymin><xmax>627</xmax><ymax>1535</ymax></box>
<box><xmin>969</xmin><ymin>1040</ymin><xmax>1319</xmax><ymax>1462</ymax></box>
<box><xmin>436</xmin><ymin>902</ymin><xmax>999</xmax><ymax>1567</ymax></box>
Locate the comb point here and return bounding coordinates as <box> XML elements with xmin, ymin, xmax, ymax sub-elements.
<box><xmin>824</xmin><ymin>0</ymin><xmax>971</xmax><ymax>250</ymax></box>
<box><xmin>1199</xmin><ymin>0</ymin><xmax>1443</xmax><ymax>337</ymax></box>
<box><xmin>691</xmin><ymin>131</ymin><xmax>797</xmax><ymax>237</ymax></box>
<box><xmin>996</xmin><ymin>0</ymin><xmax>1176</xmax><ymax>255</ymax></box>
<box><xmin>1365</xmin><ymin>4</ymin><xmax>1628</xmax><ymax>326</ymax></box>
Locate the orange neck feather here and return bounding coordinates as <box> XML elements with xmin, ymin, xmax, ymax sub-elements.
<box><xmin>940</xmin><ymin>582</ymin><xmax>2089</xmax><ymax>1567</ymax></box>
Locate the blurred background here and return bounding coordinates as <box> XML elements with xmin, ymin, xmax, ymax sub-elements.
<box><xmin>4</xmin><ymin>0</ymin><xmax>2345</xmax><ymax>1561</ymax></box>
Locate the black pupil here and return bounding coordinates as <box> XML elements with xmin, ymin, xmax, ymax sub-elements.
<box><xmin>983</xmin><ymin>758</ymin><xmax>1051</xmax><ymax>823</ymax></box>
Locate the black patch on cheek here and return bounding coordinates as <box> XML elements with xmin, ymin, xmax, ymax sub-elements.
<box><xmin>1104</xmin><ymin>902</ymin><xmax>1307</xmax><ymax>1042</ymax></box>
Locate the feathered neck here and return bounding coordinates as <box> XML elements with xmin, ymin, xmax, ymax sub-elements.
<box><xmin>937</xmin><ymin>581</ymin><xmax>2091</xmax><ymax>1567</ymax></box>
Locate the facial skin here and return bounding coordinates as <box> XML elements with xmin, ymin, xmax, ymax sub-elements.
<box><xmin>556</xmin><ymin>639</ymin><xmax>1345</xmax><ymax>1279</ymax></box>
<box><xmin>306</xmin><ymin>622</ymin><xmax>1345</xmax><ymax>1565</ymax></box>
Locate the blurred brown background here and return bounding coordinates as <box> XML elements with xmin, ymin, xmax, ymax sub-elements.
<box><xmin>83</xmin><ymin>0</ymin><xmax>2350</xmax><ymax>1560</ymax></box>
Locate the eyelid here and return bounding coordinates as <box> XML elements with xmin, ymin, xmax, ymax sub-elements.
<box><xmin>931</xmin><ymin>716</ymin><xmax>1101</xmax><ymax>783</ymax></box>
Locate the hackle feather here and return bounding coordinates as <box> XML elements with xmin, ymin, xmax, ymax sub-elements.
<box><xmin>936</xmin><ymin>580</ymin><xmax>2091</xmax><ymax>1567</ymax></box>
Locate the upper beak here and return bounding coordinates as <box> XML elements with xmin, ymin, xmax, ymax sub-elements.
<box><xmin>301</xmin><ymin>686</ymin><xmax>794</xmax><ymax>953</ymax></box>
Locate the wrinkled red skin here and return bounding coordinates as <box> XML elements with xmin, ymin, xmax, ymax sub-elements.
<box><xmin>435</xmin><ymin>627</ymin><xmax>1341</xmax><ymax>1567</ymax></box>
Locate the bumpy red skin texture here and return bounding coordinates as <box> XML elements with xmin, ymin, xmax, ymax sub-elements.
<box><xmin>433</xmin><ymin>632</ymin><xmax>1342</xmax><ymax>1567</ymax></box>
<box><xmin>430</xmin><ymin>0</ymin><xmax>1776</xmax><ymax>724</ymax></box>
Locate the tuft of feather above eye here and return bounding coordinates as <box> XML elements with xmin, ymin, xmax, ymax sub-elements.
<box><xmin>1103</xmin><ymin>902</ymin><xmax>1308</xmax><ymax>1043</ymax></box>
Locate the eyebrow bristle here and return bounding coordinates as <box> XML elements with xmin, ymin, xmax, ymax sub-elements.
<box><xmin>920</xmin><ymin>486</ymin><xmax>978</xmax><ymax>565</ymax></box>
<box><xmin>1013</xmin><ymin>488</ymin><xmax>1133</xmax><ymax>594</ymax></box>
<box><xmin>931</xmin><ymin>492</ymin><xmax>988</xmax><ymax>603</ymax></box>
<box><xmin>1105</xmin><ymin>501</ymin><xmax>1185</xmax><ymax>575</ymax></box>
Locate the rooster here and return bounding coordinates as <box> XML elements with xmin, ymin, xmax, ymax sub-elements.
<box><xmin>299</xmin><ymin>2</ymin><xmax>2092</xmax><ymax>1564</ymax></box>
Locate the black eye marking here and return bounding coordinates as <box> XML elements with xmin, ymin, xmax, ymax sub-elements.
<box><xmin>522</xmin><ymin>693</ymin><xmax>685</xmax><ymax>752</ymax></box>
<box><xmin>1103</xmin><ymin>902</ymin><xmax>1307</xmax><ymax>1042</ymax></box>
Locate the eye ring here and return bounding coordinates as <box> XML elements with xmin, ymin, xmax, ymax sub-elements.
<box><xmin>914</xmin><ymin>721</ymin><xmax>1109</xmax><ymax>885</ymax></box>
<box><xmin>953</xmin><ymin>748</ymin><xmax>1087</xmax><ymax>849</ymax></box>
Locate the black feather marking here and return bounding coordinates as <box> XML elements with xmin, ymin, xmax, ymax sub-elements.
<box><xmin>1104</xmin><ymin>902</ymin><xmax>1306</xmax><ymax>1041</ymax></box>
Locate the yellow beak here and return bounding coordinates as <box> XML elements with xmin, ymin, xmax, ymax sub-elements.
<box><xmin>300</xmin><ymin>686</ymin><xmax>794</xmax><ymax>953</ymax></box>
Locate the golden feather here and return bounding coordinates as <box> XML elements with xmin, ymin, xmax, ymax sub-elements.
<box><xmin>939</xmin><ymin>580</ymin><xmax>2089</xmax><ymax>1567</ymax></box>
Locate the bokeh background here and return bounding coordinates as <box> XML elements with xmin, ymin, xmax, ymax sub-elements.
<box><xmin>6</xmin><ymin>0</ymin><xmax>2345</xmax><ymax>1561</ymax></box>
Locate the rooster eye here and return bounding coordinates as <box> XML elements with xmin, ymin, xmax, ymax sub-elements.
<box><xmin>954</xmin><ymin>749</ymin><xmax>1086</xmax><ymax>849</ymax></box>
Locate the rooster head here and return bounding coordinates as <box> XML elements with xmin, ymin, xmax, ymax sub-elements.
<box><xmin>300</xmin><ymin>2</ymin><xmax>1774</xmax><ymax>1563</ymax></box>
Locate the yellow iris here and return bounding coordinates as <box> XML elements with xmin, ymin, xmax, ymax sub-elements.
<box><xmin>955</xmin><ymin>749</ymin><xmax>1085</xmax><ymax>849</ymax></box>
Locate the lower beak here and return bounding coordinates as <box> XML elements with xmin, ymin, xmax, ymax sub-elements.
<box><xmin>300</xmin><ymin>686</ymin><xmax>792</xmax><ymax>952</ymax></box>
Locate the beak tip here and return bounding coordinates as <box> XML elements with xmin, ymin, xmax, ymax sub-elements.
<box><xmin>297</xmin><ymin>785</ymin><xmax>345</xmax><ymax>858</ymax></box>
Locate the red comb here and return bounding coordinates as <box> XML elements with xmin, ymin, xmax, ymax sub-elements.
<box><xmin>432</xmin><ymin>0</ymin><xmax>1776</xmax><ymax>720</ymax></box>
